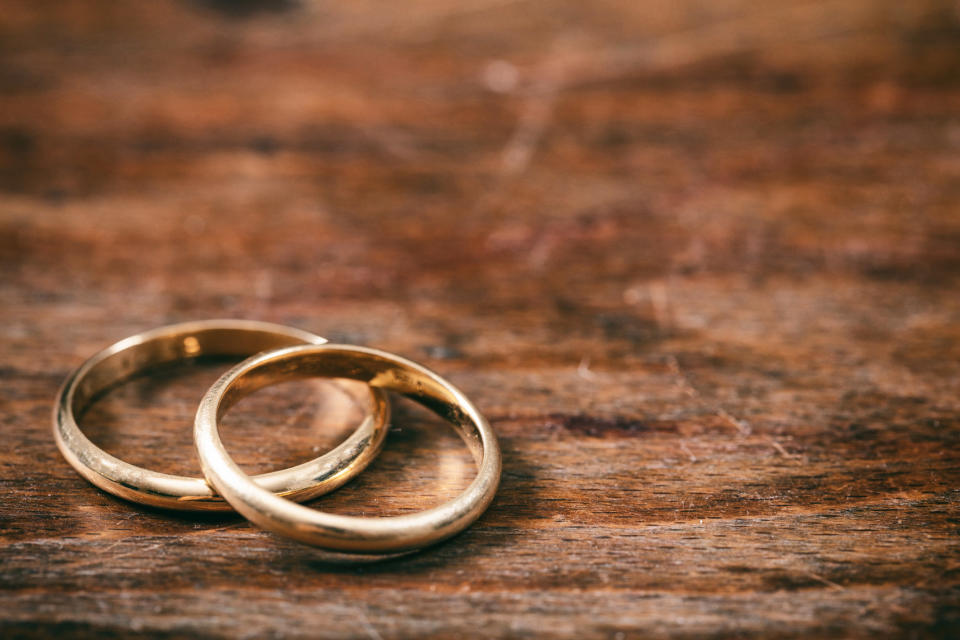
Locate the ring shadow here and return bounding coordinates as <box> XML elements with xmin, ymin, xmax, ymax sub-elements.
<box><xmin>76</xmin><ymin>381</ymin><xmax>541</xmax><ymax>573</ymax></box>
<box><xmin>296</xmin><ymin>430</ymin><xmax>538</xmax><ymax>572</ymax></box>
<box><xmin>283</xmin><ymin>396</ymin><xmax>542</xmax><ymax>573</ymax></box>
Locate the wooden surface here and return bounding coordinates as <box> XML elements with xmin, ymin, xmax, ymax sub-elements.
<box><xmin>2</xmin><ymin>0</ymin><xmax>959</xmax><ymax>637</ymax></box>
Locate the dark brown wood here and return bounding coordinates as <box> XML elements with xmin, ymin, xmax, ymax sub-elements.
<box><xmin>1</xmin><ymin>0</ymin><xmax>959</xmax><ymax>637</ymax></box>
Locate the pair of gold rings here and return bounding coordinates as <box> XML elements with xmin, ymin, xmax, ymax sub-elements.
<box><xmin>53</xmin><ymin>320</ymin><xmax>501</xmax><ymax>554</ymax></box>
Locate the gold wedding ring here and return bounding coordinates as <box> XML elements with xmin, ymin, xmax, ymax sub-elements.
<box><xmin>195</xmin><ymin>344</ymin><xmax>501</xmax><ymax>553</ymax></box>
<box><xmin>54</xmin><ymin>320</ymin><xmax>390</xmax><ymax>511</ymax></box>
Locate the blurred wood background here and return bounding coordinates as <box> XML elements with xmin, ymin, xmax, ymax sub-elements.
<box><xmin>2</xmin><ymin>0</ymin><xmax>959</xmax><ymax>637</ymax></box>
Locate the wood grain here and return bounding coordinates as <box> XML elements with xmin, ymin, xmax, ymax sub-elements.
<box><xmin>1</xmin><ymin>0</ymin><xmax>959</xmax><ymax>637</ymax></box>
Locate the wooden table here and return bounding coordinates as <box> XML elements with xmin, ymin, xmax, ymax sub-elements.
<box><xmin>2</xmin><ymin>1</ymin><xmax>958</xmax><ymax>637</ymax></box>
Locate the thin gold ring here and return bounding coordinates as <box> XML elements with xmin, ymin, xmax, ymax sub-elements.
<box><xmin>53</xmin><ymin>320</ymin><xmax>390</xmax><ymax>511</ymax></box>
<box><xmin>195</xmin><ymin>344</ymin><xmax>501</xmax><ymax>553</ymax></box>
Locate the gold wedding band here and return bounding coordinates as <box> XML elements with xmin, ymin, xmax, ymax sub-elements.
<box><xmin>195</xmin><ymin>344</ymin><xmax>501</xmax><ymax>553</ymax></box>
<box><xmin>53</xmin><ymin>320</ymin><xmax>390</xmax><ymax>511</ymax></box>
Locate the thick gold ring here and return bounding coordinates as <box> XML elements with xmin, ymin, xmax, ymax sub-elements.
<box><xmin>195</xmin><ymin>344</ymin><xmax>501</xmax><ymax>553</ymax></box>
<box><xmin>53</xmin><ymin>320</ymin><xmax>390</xmax><ymax>511</ymax></box>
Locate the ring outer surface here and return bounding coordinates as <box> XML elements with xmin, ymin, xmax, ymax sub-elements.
<box><xmin>195</xmin><ymin>343</ymin><xmax>501</xmax><ymax>553</ymax></box>
<box><xmin>54</xmin><ymin>320</ymin><xmax>390</xmax><ymax>511</ymax></box>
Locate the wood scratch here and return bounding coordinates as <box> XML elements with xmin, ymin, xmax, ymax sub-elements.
<box><xmin>648</xmin><ymin>281</ymin><xmax>673</xmax><ymax>330</ymax></box>
<box><xmin>477</xmin><ymin>39</ymin><xmax>567</xmax><ymax>219</ymax></box>
<box><xmin>768</xmin><ymin>437</ymin><xmax>799</xmax><ymax>459</ymax></box>
<box><xmin>799</xmin><ymin>569</ymin><xmax>844</xmax><ymax>590</ymax></box>
<box><xmin>61</xmin><ymin>542</ymin><xmax>164</xmax><ymax>572</ymax></box>
<box><xmin>666</xmin><ymin>354</ymin><xmax>698</xmax><ymax>398</ymax></box>
<box><xmin>577</xmin><ymin>357</ymin><xmax>598</xmax><ymax>381</ymax></box>
<box><xmin>355</xmin><ymin>608</ymin><xmax>384</xmax><ymax>640</ymax></box>
<box><xmin>499</xmin><ymin>82</ymin><xmax>557</xmax><ymax>178</ymax></box>
<box><xmin>668</xmin><ymin>355</ymin><xmax>751</xmax><ymax>436</ymax></box>
<box><xmin>717</xmin><ymin>408</ymin><xmax>752</xmax><ymax>436</ymax></box>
